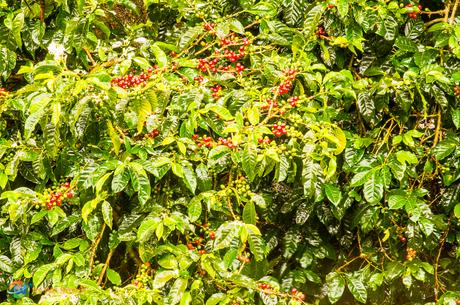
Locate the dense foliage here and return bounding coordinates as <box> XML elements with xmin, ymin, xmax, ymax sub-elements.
<box><xmin>1</xmin><ymin>0</ymin><xmax>460</xmax><ymax>304</ymax></box>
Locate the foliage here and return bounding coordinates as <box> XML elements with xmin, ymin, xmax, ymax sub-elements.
<box><xmin>1</xmin><ymin>0</ymin><xmax>460</xmax><ymax>304</ymax></box>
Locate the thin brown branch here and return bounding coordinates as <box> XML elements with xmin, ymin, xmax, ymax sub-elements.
<box><xmin>432</xmin><ymin>110</ymin><xmax>442</xmax><ymax>148</ymax></box>
<box><xmin>450</xmin><ymin>0</ymin><xmax>460</xmax><ymax>25</ymax></box>
<box><xmin>83</xmin><ymin>48</ymin><xmax>96</xmax><ymax>67</ymax></box>
<box><xmin>89</xmin><ymin>223</ymin><xmax>106</xmax><ymax>271</ymax></box>
<box><xmin>425</xmin><ymin>18</ymin><xmax>446</xmax><ymax>28</ymax></box>
<box><xmin>434</xmin><ymin>228</ymin><xmax>449</xmax><ymax>302</ymax></box>
<box><xmin>97</xmin><ymin>249</ymin><xmax>114</xmax><ymax>286</ymax></box>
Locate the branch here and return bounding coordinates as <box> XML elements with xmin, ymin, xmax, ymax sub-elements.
<box><xmin>434</xmin><ymin>228</ymin><xmax>449</xmax><ymax>302</ymax></box>
<box><xmin>450</xmin><ymin>0</ymin><xmax>460</xmax><ymax>25</ymax></box>
<box><xmin>97</xmin><ymin>249</ymin><xmax>114</xmax><ymax>286</ymax></box>
<box><xmin>432</xmin><ymin>110</ymin><xmax>442</xmax><ymax>148</ymax></box>
<box><xmin>89</xmin><ymin>223</ymin><xmax>106</xmax><ymax>271</ymax></box>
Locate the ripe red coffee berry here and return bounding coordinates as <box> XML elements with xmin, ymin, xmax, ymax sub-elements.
<box><xmin>291</xmin><ymin>288</ymin><xmax>298</xmax><ymax>294</ymax></box>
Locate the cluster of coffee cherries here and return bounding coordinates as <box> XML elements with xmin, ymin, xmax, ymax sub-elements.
<box><xmin>233</xmin><ymin>176</ymin><xmax>252</xmax><ymax>197</ymax></box>
<box><xmin>144</xmin><ymin>129</ymin><xmax>160</xmax><ymax>139</ymax></box>
<box><xmin>272</xmin><ymin>122</ymin><xmax>288</xmax><ymax>137</ymax></box>
<box><xmin>197</xmin><ymin>58</ymin><xmax>221</xmax><ymax>73</ymax></box>
<box><xmin>111</xmin><ymin>68</ymin><xmax>154</xmax><ymax>89</ymax></box>
<box><xmin>277</xmin><ymin>80</ymin><xmax>293</xmax><ymax>95</ymax></box>
<box><xmin>288</xmin><ymin>96</ymin><xmax>299</xmax><ymax>107</ymax></box>
<box><xmin>258</xmin><ymin>282</ymin><xmax>274</xmax><ymax>291</ymax></box>
<box><xmin>203</xmin><ymin>22</ymin><xmax>216</xmax><ymax>32</ymax></box>
<box><xmin>454</xmin><ymin>86</ymin><xmax>460</xmax><ymax>96</ymax></box>
<box><xmin>257</xmin><ymin>136</ymin><xmax>273</xmax><ymax>145</ymax></box>
<box><xmin>275</xmin><ymin>69</ymin><xmax>297</xmax><ymax>95</ymax></box>
<box><xmin>218</xmin><ymin>137</ymin><xmax>238</xmax><ymax>149</ymax></box>
<box><xmin>187</xmin><ymin>224</ymin><xmax>215</xmax><ymax>255</ymax></box>
<box><xmin>193</xmin><ymin>75</ymin><xmax>205</xmax><ymax>83</ymax></box>
<box><xmin>133</xmin><ymin>262</ymin><xmax>152</xmax><ymax>288</ymax></box>
<box><xmin>39</xmin><ymin>181</ymin><xmax>74</xmax><ymax>210</ymax></box>
<box><xmin>211</xmin><ymin>84</ymin><xmax>222</xmax><ymax>99</ymax></box>
<box><xmin>223</xmin><ymin>49</ymin><xmax>245</xmax><ymax>63</ymax></box>
<box><xmin>405</xmin><ymin>3</ymin><xmax>422</xmax><ymax>19</ymax></box>
<box><xmin>406</xmin><ymin>247</ymin><xmax>417</xmax><ymax>261</ymax></box>
<box><xmin>260</xmin><ymin>98</ymin><xmax>279</xmax><ymax>111</ymax></box>
<box><xmin>0</xmin><ymin>87</ymin><xmax>8</xmax><ymax>97</ymax></box>
<box><xmin>217</xmin><ymin>176</ymin><xmax>252</xmax><ymax>201</ymax></box>
<box><xmin>316</xmin><ymin>26</ymin><xmax>327</xmax><ymax>37</ymax></box>
<box><xmin>193</xmin><ymin>134</ymin><xmax>214</xmax><ymax>148</ymax></box>
<box><xmin>290</xmin><ymin>288</ymin><xmax>306</xmax><ymax>301</ymax></box>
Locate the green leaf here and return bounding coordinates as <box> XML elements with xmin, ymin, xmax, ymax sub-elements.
<box><xmin>106</xmin><ymin>268</ymin><xmax>122</xmax><ymax>285</ymax></box>
<box><xmin>112</xmin><ymin>164</ymin><xmax>130</xmax><ymax>193</ymax></box>
<box><xmin>432</xmin><ymin>139</ymin><xmax>457</xmax><ymax>160</ymax></box>
<box><xmin>243</xmin><ymin>201</ymin><xmax>256</xmax><ymax>225</ymax></box>
<box><xmin>453</xmin><ymin>203</ymin><xmax>460</xmax><ymax>218</ymax></box>
<box><xmin>33</xmin><ymin>264</ymin><xmax>55</xmax><ymax>287</ymax></box>
<box><xmin>363</xmin><ymin>172</ymin><xmax>383</xmax><ymax>203</ymax></box>
<box><xmin>336</xmin><ymin>0</ymin><xmax>349</xmax><ymax>18</ymax></box>
<box><xmin>283</xmin><ymin>0</ymin><xmax>306</xmax><ymax>26</ymax></box>
<box><xmin>153</xmin><ymin>270</ymin><xmax>179</xmax><ymax>289</ymax></box>
<box><xmin>182</xmin><ymin>163</ymin><xmax>197</xmax><ymax>193</ymax></box>
<box><xmin>326</xmin><ymin>272</ymin><xmax>345</xmax><ymax>304</ymax></box>
<box><xmin>81</xmin><ymin>198</ymin><xmax>101</xmax><ymax>223</ymax></box>
<box><xmin>24</xmin><ymin>94</ymin><xmax>52</xmax><ymax>139</ymax></box>
<box><xmin>247</xmin><ymin>106</ymin><xmax>260</xmax><ymax>125</ymax></box>
<box><xmin>137</xmin><ymin>219</ymin><xmax>158</xmax><ymax>242</ymax></box>
<box><xmin>132</xmin><ymin>57</ymin><xmax>151</xmax><ymax>70</ymax></box>
<box><xmin>172</xmin><ymin>162</ymin><xmax>184</xmax><ymax>178</ymax></box>
<box><xmin>158</xmin><ymin>254</ymin><xmax>178</xmax><ymax>269</ymax></box>
<box><xmin>204</xmin><ymin>104</ymin><xmax>233</xmax><ymax>120</ymax></box>
<box><xmin>247</xmin><ymin>2</ymin><xmax>277</xmax><ymax>18</ymax></box>
<box><xmin>325</xmin><ymin>184</ymin><xmax>342</xmax><ymax>206</ymax></box>
<box><xmin>452</xmin><ymin>108</ymin><xmax>460</xmax><ymax>129</ymax></box>
<box><xmin>388</xmin><ymin>195</ymin><xmax>406</xmax><ymax>210</ymax></box>
<box><xmin>188</xmin><ymin>196</ymin><xmax>202</xmax><ymax>223</ymax></box>
<box><xmin>168</xmin><ymin>277</ymin><xmax>188</xmax><ymax>305</ymax></box>
<box><xmin>102</xmin><ymin>201</ymin><xmax>113</xmax><ymax>229</ymax></box>
<box><xmin>396</xmin><ymin>151</ymin><xmax>418</xmax><ymax>164</ymax></box>
<box><xmin>350</xmin><ymin>170</ymin><xmax>371</xmax><ymax>187</ymax></box>
<box><xmin>0</xmin><ymin>255</ymin><xmax>13</xmax><ymax>273</ymax></box>
<box><xmin>107</xmin><ymin>121</ymin><xmax>121</xmax><ymax>155</ymax></box>
<box><xmin>247</xmin><ymin>225</ymin><xmax>265</xmax><ymax>261</ymax></box>
<box><xmin>130</xmin><ymin>164</ymin><xmax>151</xmax><ymax>205</ymax></box>
<box><xmin>242</xmin><ymin>145</ymin><xmax>257</xmax><ymax>182</ymax></box>
<box><xmin>151</xmin><ymin>44</ymin><xmax>168</xmax><ymax>68</ymax></box>
<box><xmin>346</xmin><ymin>275</ymin><xmax>367</xmax><ymax>303</ymax></box>
<box><xmin>214</xmin><ymin>221</ymin><xmax>240</xmax><ymax>250</ymax></box>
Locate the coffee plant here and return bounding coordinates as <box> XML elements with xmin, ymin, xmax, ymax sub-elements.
<box><xmin>1</xmin><ymin>0</ymin><xmax>460</xmax><ymax>304</ymax></box>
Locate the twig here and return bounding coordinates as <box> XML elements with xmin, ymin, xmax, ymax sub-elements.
<box><xmin>83</xmin><ymin>48</ymin><xmax>96</xmax><ymax>67</ymax></box>
<box><xmin>97</xmin><ymin>249</ymin><xmax>114</xmax><ymax>286</ymax></box>
<box><xmin>425</xmin><ymin>18</ymin><xmax>446</xmax><ymax>28</ymax></box>
<box><xmin>434</xmin><ymin>228</ymin><xmax>449</xmax><ymax>302</ymax></box>
<box><xmin>89</xmin><ymin>223</ymin><xmax>107</xmax><ymax>271</ymax></box>
<box><xmin>445</xmin><ymin>2</ymin><xmax>452</xmax><ymax>22</ymax></box>
<box><xmin>432</xmin><ymin>110</ymin><xmax>442</xmax><ymax>147</ymax></box>
<box><xmin>450</xmin><ymin>0</ymin><xmax>460</xmax><ymax>25</ymax></box>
